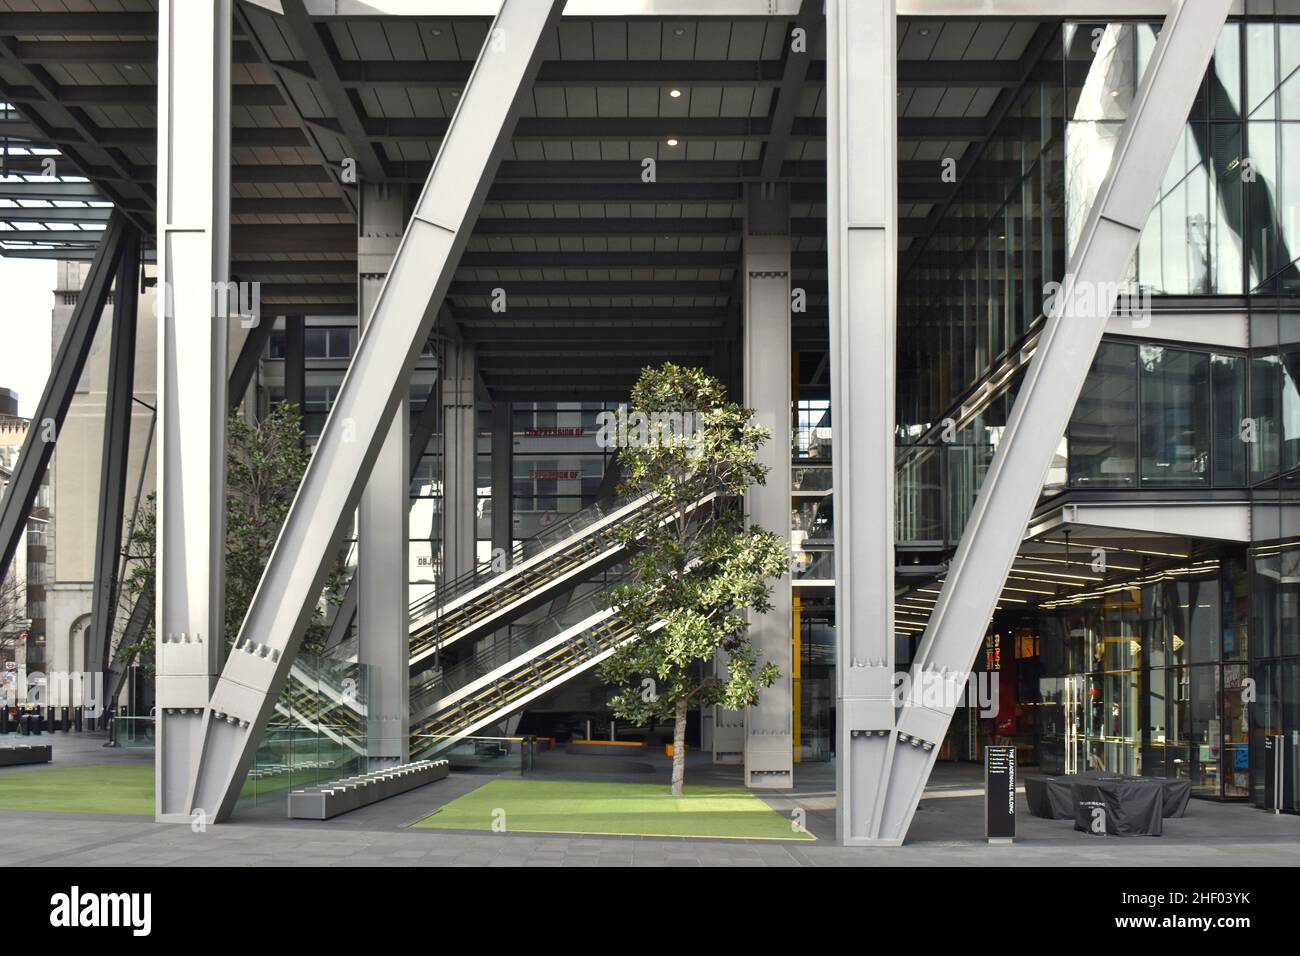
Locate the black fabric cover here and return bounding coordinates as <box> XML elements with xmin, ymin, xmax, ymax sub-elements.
<box><xmin>1071</xmin><ymin>779</ymin><xmax>1165</xmax><ymax>836</ymax></box>
<box><xmin>1023</xmin><ymin>772</ymin><xmax>1192</xmax><ymax>821</ymax></box>
<box><xmin>1158</xmin><ymin>778</ymin><xmax>1193</xmax><ymax>818</ymax></box>
<box><xmin>1024</xmin><ymin>775</ymin><xmax>1077</xmax><ymax>819</ymax></box>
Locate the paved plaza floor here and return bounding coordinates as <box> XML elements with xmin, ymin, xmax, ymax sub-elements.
<box><xmin>2</xmin><ymin>732</ymin><xmax>1297</xmax><ymax>866</ymax></box>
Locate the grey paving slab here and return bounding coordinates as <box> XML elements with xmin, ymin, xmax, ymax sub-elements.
<box><xmin>4</xmin><ymin>747</ymin><xmax>1300</xmax><ymax>866</ymax></box>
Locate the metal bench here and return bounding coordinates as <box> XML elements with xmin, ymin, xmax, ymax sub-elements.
<box><xmin>287</xmin><ymin>759</ymin><xmax>450</xmax><ymax>820</ymax></box>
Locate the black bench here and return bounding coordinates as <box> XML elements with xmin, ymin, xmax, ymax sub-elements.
<box><xmin>0</xmin><ymin>745</ymin><xmax>52</xmax><ymax>767</ymax></box>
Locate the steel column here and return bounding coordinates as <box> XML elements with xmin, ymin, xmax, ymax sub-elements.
<box><xmin>321</xmin><ymin>379</ymin><xmax>442</xmax><ymax>657</ymax></box>
<box><xmin>743</xmin><ymin>183</ymin><xmax>793</xmax><ymax>790</ymax></box>
<box><xmin>283</xmin><ymin>315</ymin><xmax>305</xmax><ymax>414</ymax></box>
<box><xmin>874</xmin><ymin>0</ymin><xmax>1233</xmax><ymax>844</ymax></box>
<box><xmin>826</xmin><ymin>0</ymin><xmax>898</xmax><ymax>844</ymax></box>
<box><xmin>491</xmin><ymin>401</ymin><xmax>513</xmax><ymax>566</ymax></box>
<box><xmin>0</xmin><ymin>212</ymin><xmax>128</xmax><ymax>587</ymax></box>
<box><xmin>227</xmin><ymin>317</ymin><xmax>274</xmax><ymax>415</ymax></box>
<box><xmin>357</xmin><ymin>181</ymin><xmax>410</xmax><ymax>763</ymax></box>
<box><xmin>186</xmin><ymin>0</ymin><xmax>565</xmax><ymax>822</ymax></box>
<box><xmin>441</xmin><ymin>337</ymin><xmax>478</xmax><ymax>583</ymax></box>
<box><xmin>88</xmin><ymin>228</ymin><xmax>141</xmax><ymax>695</ymax></box>
<box><xmin>155</xmin><ymin>0</ymin><xmax>232</xmax><ymax>823</ymax></box>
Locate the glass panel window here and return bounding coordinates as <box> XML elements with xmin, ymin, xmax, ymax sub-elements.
<box><xmin>1211</xmin><ymin>354</ymin><xmax>1247</xmax><ymax>485</ymax></box>
<box><xmin>1069</xmin><ymin>342</ymin><xmax>1138</xmax><ymax>488</ymax></box>
<box><xmin>1139</xmin><ymin>346</ymin><xmax>1210</xmax><ymax>486</ymax></box>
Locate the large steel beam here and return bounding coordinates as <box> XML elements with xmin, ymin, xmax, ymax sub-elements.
<box><xmin>155</xmin><ymin>0</ymin><xmax>233</xmax><ymax>823</ymax></box>
<box><xmin>827</xmin><ymin>0</ymin><xmax>899</xmax><ymax>845</ymax></box>
<box><xmin>357</xmin><ymin>181</ymin><xmax>410</xmax><ymax>763</ymax></box>
<box><xmin>233</xmin><ymin>1</ymin><xmax>356</xmax><ymax>217</ymax></box>
<box><xmin>743</xmin><ymin>184</ymin><xmax>793</xmax><ymax>790</ymax></box>
<box><xmin>185</xmin><ymin>0</ymin><xmax>565</xmax><ymax>823</ymax></box>
<box><xmin>279</xmin><ymin>0</ymin><xmax>385</xmax><ymax>183</ymax></box>
<box><xmin>0</xmin><ymin>212</ymin><xmax>129</xmax><ymax>586</ymax></box>
<box><xmin>874</xmin><ymin>0</ymin><xmax>1233</xmax><ymax>845</ymax></box>
<box><xmin>760</xmin><ymin>0</ymin><xmax>821</xmax><ymax>182</ymax></box>
<box><xmin>88</xmin><ymin>228</ymin><xmax>141</xmax><ymax>695</ymax></box>
<box><xmin>441</xmin><ymin>336</ymin><xmax>478</xmax><ymax>584</ymax></box>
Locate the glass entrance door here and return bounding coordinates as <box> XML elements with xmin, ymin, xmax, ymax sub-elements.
<box><xmin>1065</xmin><ymin>675</ymin><xmax>1084</xmax><ymax>774</ymax></box>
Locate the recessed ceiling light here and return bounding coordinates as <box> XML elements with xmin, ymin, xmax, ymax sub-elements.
<box><xmin>918</xmin><ymin>28</ymin><xmax>931</xmax><ymax>36</ymax></box>
<box><xmin>666</xmin><ymin>138</ymin><xmax>679</xmax><ymax>146</ymax></box>
<box><xmin>431</xmin><ymin>28</ymin><xmax>442</xmax><ymax>36</ymax></box>
<box><xmin>673</xmin><ymin>27</ymin><xmax>686</xmax><ymax>37</ymax></box>
<box><xmin>669</xmin><ymin>89</ymin><xmax>682</xmax><ymax>98</ymax></box>
<box><xmin>1111</xmin><ymin>90</ymin><xmax>1120</xmax><ymax>97</ymax></box>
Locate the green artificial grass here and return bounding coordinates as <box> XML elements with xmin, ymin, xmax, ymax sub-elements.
<box><xmin>0</xmin><ymin>764</ymin><xmax>154</xmax><ymax>816</ymax></box>
<box><xmin>413</xmin><ymin>779</ymin><xmax>814</xmax><ymax>841</ymax></box>
<box><xmin>0</xmin><ymin>762</ymin><xmax>351</xmax><ymax>815</ymax></box>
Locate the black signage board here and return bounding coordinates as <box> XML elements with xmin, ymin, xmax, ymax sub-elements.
<box><xmin>985</xmin><ymin>745</ymin><xmax>1016</xmax><ymax>842</ymax></box>
<box><xmin>1264</xmin><ymin>735</ymin><xmax>1283</xmax><ymax>811</ymax></box>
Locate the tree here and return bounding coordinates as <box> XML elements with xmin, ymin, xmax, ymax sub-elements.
<box><xmin>112</xmin><ymin>492</ymin><xmax>156</xmax><ymax>674</ymax></box>
<box><xmin>0</xmin><ymin>574</ymin><xmax>26</xmax><ymax>636</ymax></box>
<box><xmin>113</xmin><ymin>403</ymin><xmax>343</xmax><ymax>674</ymax></box>
<box><xmin>0</xmin><ymin>574</ymin><xmax>27</xmax><ymax>672</ymax></box>
<box><xmin>599</xmin><ymin>363</ymin><xmax>788</xmax><ymax>795</ymax></box>
<box><xmin>225</xmin><ymin>403</ymin><xmax>343</xmax><ymax>653</ymax></box>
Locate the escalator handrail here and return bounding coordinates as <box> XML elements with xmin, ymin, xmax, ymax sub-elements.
<box><xmin>407</xmin><ymin>487</ymin><xmax>648</xmax><ymax>622</ymax></box>
<box><xmin>409</xmin><ymin>570</ymin><xmax>631</xmax><ymax>712</ymax></box>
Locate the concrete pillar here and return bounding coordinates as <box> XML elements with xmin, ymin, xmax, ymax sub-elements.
<box><xmin>441</xmin><ymin>339</ymin><xmax>478</xmax><ymax>584</ymax></box>
<box><xmin>491</xmin><ymin>401</ymin><xmax>513</xmax><ymax>566</ymax></box>
<box><xmin>357</xmin><ymin>182</ymin><xmax>409</xmax><ymax>763</ymax></box>
<box><xmin>154</xmin><ymin>0</ymin><xmax>232</xmax><ymax>822</ymax></box>
<box><xmin>743</xmin><ymin>183</ymin><xmax>794</xmax><ymax>790</ymax></box>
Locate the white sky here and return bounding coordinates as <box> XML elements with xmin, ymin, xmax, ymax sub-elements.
<box><xmin>0</xmin><ymin>257</ymin><xmax>54</xmax><ymax>418</ymax></box>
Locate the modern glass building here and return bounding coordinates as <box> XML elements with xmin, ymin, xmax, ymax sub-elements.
<box><xmin>0</xmin><ymin>0</ymin><xmax>1297</xmax><ymax>847</ymax></box>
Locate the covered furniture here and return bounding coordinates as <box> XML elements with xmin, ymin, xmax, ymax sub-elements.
<box><xmin>1024</xmin><ymin>772</ymin><xmax>1191</xmax><ymax>821</ymax></box>
<box><xmin>1071</xmin><ymin>779</ymin><xmax>1165</xmax><ymax>836</ymax></box>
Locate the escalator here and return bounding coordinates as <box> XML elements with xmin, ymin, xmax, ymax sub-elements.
<box><xmin>406</xmin><ymin>488</ymin><xmax>716</xmax><ymax>674</ymax></box>
<box><xmin>275</xmin><ymin>657</ymin><xmax>368</xmax><ymax>755</ymax></box>
<box><xmin>409</xmin><ymin>580</ymin><xmax>661</xmax><ymax>757</ymax></box>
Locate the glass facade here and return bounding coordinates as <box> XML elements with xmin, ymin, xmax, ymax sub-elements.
<box><xmin>1069</xmin><ymin>341</ymin><xmax>1247</xmax><ymax>489</ymax></box>
<box><xmin>1000</xmin><ymin>551</ymin><xmax>1252</xmax><ymax>799</ymax></box>
<box><xmin>891</xmin><ymin>13</ymin><xmax>1300</xmax><ymax>812</ymax></box>
<box><xmin>1249</xmin><ymin>299</ymin><xmax>1300</xmax><ymax>807</ymax></box>
<box><xmin>897</xmin><ymin>339</ymin><xmax>1249</xmax><ymax>546</ymax></box>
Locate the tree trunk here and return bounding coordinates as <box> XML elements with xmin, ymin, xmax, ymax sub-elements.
<box><xmin>671</xmin><ymin>697</ymin><xmax>688</xmax><ymax>796</ymax></box>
